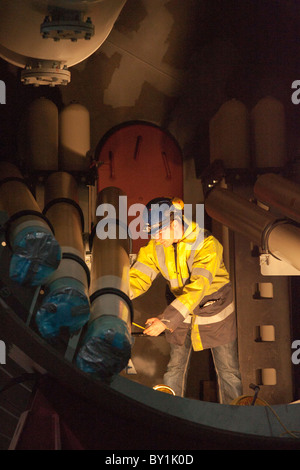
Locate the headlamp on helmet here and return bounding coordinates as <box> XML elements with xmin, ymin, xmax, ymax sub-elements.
<box><xmin>143</xmin><ymin>197</ymin><xmax>184</xmax><ymax>235</ymax></box>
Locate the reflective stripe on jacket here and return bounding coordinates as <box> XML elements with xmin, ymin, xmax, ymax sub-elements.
<box><xmin>129</xmin><ymin>219</ymin><xmax>236</xmax><ymax>350</ymax></box>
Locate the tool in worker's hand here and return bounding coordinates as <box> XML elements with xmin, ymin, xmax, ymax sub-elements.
<box><xmin>131</xmin><ymin>321</ymin><xmax>165</xmax><ymax>336</ymax></box>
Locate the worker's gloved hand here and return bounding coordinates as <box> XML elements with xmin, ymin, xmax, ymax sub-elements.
<box><xmin>143</xmin><ymin>317</ymin><xmax>167</xmax><ymax>336</ymax></box>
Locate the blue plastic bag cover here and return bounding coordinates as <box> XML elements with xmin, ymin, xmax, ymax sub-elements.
<box><xmin>9</xmin><ymin>226</ymin><xmax>61</xmax><ymax>286</ymax></box>
<box><xmin>76</xmin><ymin>315</ymin><xmax>133</xmax><ymax>378</ymax></box>
<box><xmin>36</xmin><ymin>279</ymin><xmax>90</xmax><ymax>339</ymax></box>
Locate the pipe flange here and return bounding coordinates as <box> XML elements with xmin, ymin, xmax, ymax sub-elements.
<box><xmin>43</xmin><ymin>197</ymin><xmax>85</xmax><ymax>233</ymax></box>
<box><xmin>62</xmin><ymin>252</ymin><xmax>90</xmax><ymax>288</ymax></box>
<box><xmin>4</xmin><ymin>210</ymin><xmax>55</xmax><ymax>250</ymax></box>
<box><xmin>90</xmin><ymin>287</ymin><xmax>134</xmax><ymax>322</ymax></box>
<box><xmin>41</xmin><ymin>15</ymin><xmax>94</xmax><ymax>41</ymax></box>
<box><xmin>21</xmin><ymin>61</ymin><xmax>70</xmax><ymax>87</ymax></box>
<box><xmin>0</xmin><ymin>176</ymin><xmax>29</xmax><ymax>189</ymax></box>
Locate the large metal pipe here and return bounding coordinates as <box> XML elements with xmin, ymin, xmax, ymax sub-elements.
<box><xmin>254</xmin><ymin>173</ymin><xmax>300</xmax><ymax>224</ymax></box>
<box><xmin>76</xmin><ymin>186</ymin><xmax>133</xmax><ymax>379</ymax></box>
<box><xmin>35</xmin><ymin>172</ymin><xmax>90</xmax><ymax>339</ymax></box>
<box><xmin>25</xmin><ymin>98</ymin><xmax>59</xmax><ymax>171</ymax></box>
<box><xmin>59</xmin><ymin>102</ymin><xmax>90</xmax><ymax>172</ymax></box>
<box><xmin>205</xmin><ymin>186</ymin><xmax>300</xmax><ymax>272</ymax></box>
<box><xmin>251</xmin><ymin>96</ymin><xmax>287</xmax><ymax>168</ymax></box>
<box><xmin>0</xmin><ymin>161</ymin><xmax>61</xmax><ymax>285</ymax></box>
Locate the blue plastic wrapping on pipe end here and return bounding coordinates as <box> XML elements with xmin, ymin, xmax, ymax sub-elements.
<box><xmin>35</xmin><ymin>278</ymin><xmax>90</xmax><ymax>339</ymax></box>
<box><xmin>9</xmin><ymin>226</ymin><xmax>61</xmax><ymax>286</ymax></box>
<box><xmin>76</xmin><ymin>315</ymin><xmax>133</xmax><ymax>378</ymax></box>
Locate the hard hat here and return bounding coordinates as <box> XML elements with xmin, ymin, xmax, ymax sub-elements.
<box><xmin>143</xmin><ymin>197</ymin><xmax>184</xmax><ymax>234</ymax></box>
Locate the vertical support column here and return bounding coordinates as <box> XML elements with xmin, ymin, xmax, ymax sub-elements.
<box><xmin>23</xmin><ymin>97</ymin><xmax>59</xmax><ymax>171</ymax></box>
<box><xmin>234</xmin><ymin>222</ymin><xmax>293</xmax><ymax>403</ymax></box>
<box><xmin>76</xmin><ymin>186</ymin><xmax>133</xmax><ymax>379</ymax></box>
<box><xmin>0</xmin><ymin>162</ymin><xmax>61</xmax><ymax>286</ymax></box>
<box><xmin>232</xmin><ymin>185</ymin><xmax>293</xmax><ymax>403</ymax></box>
<box><xmin>35</xmin><ymin>172</ymin><xmax>90</xmax><ymax>339</ymax></box>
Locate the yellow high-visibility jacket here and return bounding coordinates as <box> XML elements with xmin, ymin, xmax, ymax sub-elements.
<box><xmin>129</xmin><ymin>218</ymin><xmax>236</xmax><ymax>350</ymax></box>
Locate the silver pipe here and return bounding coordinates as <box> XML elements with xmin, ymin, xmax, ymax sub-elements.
<box><xmin>254</xmin><ymin>173</ymin><xmax>300</xmax><ymax>224</ymax></box>
<box><xmin>205</xmin><ymin>186</ymin><xmax>300</xmax><ymax>272</ymax></box>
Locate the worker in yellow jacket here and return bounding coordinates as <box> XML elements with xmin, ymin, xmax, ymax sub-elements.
<box><xmin>129</xmin><ymin>197</ymin><xmax>242</xmax><ymax>403</ymax></box>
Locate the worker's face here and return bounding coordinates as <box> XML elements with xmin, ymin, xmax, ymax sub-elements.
<box><xmin>153</xmin><ymin>220</ymin><xmax>182</xmax><ymax>247</ymax></box>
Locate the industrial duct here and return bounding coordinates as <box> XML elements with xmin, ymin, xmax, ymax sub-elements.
<box><xmin>0</xmin><ymin>0</ymin><xmax>127</xmax><ymax>86</ymax></box>
<box><xmin>35</xmin><ymin>172</ymin><xmax>90</xmax><ymax>339</ymax></box>
<box><xmin>254</xmin><ymin>173</ymin><xmax>300</xmax><ymax>224</ymax></box>
<box><xmin>22</xmin><ymin>97</ymin><xmax>59</xmax><ymax>171</ymax></box>
<box><xmin>59</xmin><ymin>102</ymin><xmax>91</xmax><ymax>172</ymax></box>
<box><xmin>0</xmin><ymin>162</ymin><xmax>61</xmax><ymax>286</ymax></box>
<box><xmin>205</xmin><ymin>186</ymin><xmax>300</xmax><ymax>272</ymax></box>
<box><xmin>76</xmin><ymin>186</ymin><xmax>133</xmax><ymax>378</ymax></box>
